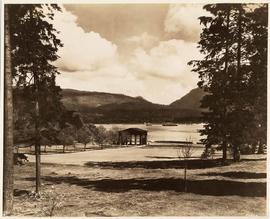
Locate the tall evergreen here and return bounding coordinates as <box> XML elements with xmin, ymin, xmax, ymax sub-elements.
<box><xmin>189</xmin><ymin>4</ymin><xmax>234</xmax><ymax>161</ymax></box>
<box><xmin>245</xmin><ymin>5</ymin><xmax>268</xmax><ymax>151</ymax></box>
<box><xmin>9</xmin><ymin>4</ymin><xmax>63</xmax><ymax>193</ymax></box>
<box><xmin>189</xmin><ymin>4</ymin><xmax>267</xmax><ymax>161</ymax></box>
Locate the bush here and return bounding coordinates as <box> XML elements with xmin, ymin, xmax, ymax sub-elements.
<box><xmin>201</xmin><ymin>148</ymin><xmax>210</xmax><ymax>159</ymax></box>
<box><xmin>105</xmin><ymin>127</ymin><xmax>120</xmax><ymax>145</ymax></box>
<box><xmin>40</xmin><ymin>188</ymin><xmax>64</xmax><ymax>217</ymax></box>
<box><xmin>257</xmin><ymin>144</ymin><xmax>266</xmax><ymax>154</ymax></box>
<box><xmin>28</xmin><ymin>186</ymin><xmax>64</xmax><ymax>217</ymax></box>
<box><xmin>240</xmin><ymin>144</ymin><xmax>256</xmax><ymax>155</ymax></box>
<box><xmin>201</xmin><ymin>147</ymin><xmax>215</xmax><ymax>159</ymax></box>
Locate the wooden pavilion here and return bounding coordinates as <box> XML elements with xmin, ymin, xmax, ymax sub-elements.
<box><xmin>118</xmin><ymin>128</ymin><xmax>147</xmax><ymax>145</ymax></box>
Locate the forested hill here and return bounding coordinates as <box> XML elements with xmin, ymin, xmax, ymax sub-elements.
<box><xmin>169</xmin><ymin>87</ymin><xmax>205</xmax><ymax>110</ymax></box>
<box><xmin>61</xmin><ymin>88</ymin><xmax>206</xmax><ymax>123</ymax></box>
<box><xmin>61</xmin><ymin>89</ymin><xmax>162</xmax><ymax>111</ymax></box>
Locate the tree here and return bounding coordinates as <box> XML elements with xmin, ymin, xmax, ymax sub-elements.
<box><xmin>189</xmin><ymin>4</ymin><xmax>235</xmax><ymax>162</ymax></box>
<box><xmin>3</xmin><ymin>4</ymin><xmax>14</xmax><ymax>216</ymax></box>
<box><xmin>177</xmin><ymin>140</ymin><xmax>194</xmax><ymax>192</ymax></box>
<box><xmin>105</xmin><ymin>127</ymin><xmax>120</xmax><ymax>145</ymax></box>
<box><xmin>10</xmin><ymin>4</ymin><xmax>63</xmax><ymax>193</ymax></box>
<box><xmin>189</xmin><ymin>4</ymin><xmax>267</xmax><ymax>162</ymax></box>
<box><xmin>244</xmin><ymin>5</ymin><xmax>268</xmax><ymax>154</ymax></box>
<box><xmin>94</xmin><ymin>126</ymin><xmax>107</xmax><ymax>146</ymax></box>
<box><xmin>57</xmin><ymin>126</ymin><xmax>76</xmax><ymax>153</ymax></box>
<box><xmin>77</xmin><ymin>126</ymin><xmax>93</xmax><ymax>151</ymax></box>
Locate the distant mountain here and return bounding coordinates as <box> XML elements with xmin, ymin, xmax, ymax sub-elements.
<box><xmin>60</xmin><ymin>88</ymin><xmax>205</xmax><ymax>123</ymax></box>
<box><xmin>169</xmin><ymin>87</ymin><xmax>206</xmax><ymax>110</ymax></box>
<box><xmin>61</xmin><ymin>89</ymin><xmax>155</xmax><ymax>111</ymax></box>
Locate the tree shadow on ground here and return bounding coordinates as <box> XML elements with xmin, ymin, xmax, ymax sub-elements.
<box><xmin>24</xmin><ymin>176</ymin><xmax>266</xmax><ymax>197</ymax></box>
<box><xmin>85</xmin><ymin>157</ymin><xmax>266</xmax><ymax>170</ymax></box>
<box><xmin>241</xmin><ymin>158</ymin><xmax>266</xmax><ymax>161</ymax></box>
<box><xmin>199</xmin><ymin>171</ymin><xmax>266</xmax><ymax>179</ymax></box>
<box><xmin>85</xmin><ymin>159</ymin><xmax>229</xmax><ymax>170</ymax></box>
<box><xmin>145</xmin><ymin>156</ymin><xmax>200</xmax><ymax>160</ymax></box>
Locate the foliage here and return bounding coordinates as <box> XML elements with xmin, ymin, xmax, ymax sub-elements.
<box><xmin>104</xmin><ymin>127</ymin><xmax>120</xmax><ymax>145</ymax></box>
<box><xmin>81</xmin><ymin>108</ymin><xmax>203</xmax><ymax>124</ymax></box>
<box><xmin>239</xmin><ymin>144</ymin><xmax>256</xmax><ymax>155</ymax></box>
<box><xmin>83</xmin><ymin>125</ymin><xmax>120</xmax><ymax>146</ymax></box>
<box><xmin>77</xmin><ymin>125</ymin><xmax>95</xmax><ymax>150</ymax></box>
<box><xmin>57</xmin><ymin>125</ymin><xmax>75</xmax><ymax>152</ymax></box>
<box><xmin>9</xmin><ymin>4</ymin><xmax>64</xmax><ymax>193</ymax></box>
<box><xmin>94</xmin><ymin>126</ymin><xmax>107</xmax><ymax>146</ymax></box>
<box><xmin>40</xmin><ymin>187</ymin><xmax>64</xmax><ymax>217</ymax></box>
<box><xmin>201</xmin><ymin>147</ymin><xmax>216</xmax><ymax>159</ymax></box>
<box><xmin>189</xmin><ymin>4</ymin><xmax>268</xmax><ymax>162</ymax></box>
<box><xmin>28</xmin><ymin>186</ymin><xmax>64</xmax><ymax>216</ymax></box>
<box><xmin>10</xmin><ymin>4</ymin><xmax>64</xmax><ymax>146</ymax></box>
<box><xmin>77</xmin><ymin>127</ymin><xmax>92</xmax><ymax>145</ymax></box>
<box><xmin>57</xmin><ymin>126</ymin><xmax>75</xmax><ymax>146</ymax></box>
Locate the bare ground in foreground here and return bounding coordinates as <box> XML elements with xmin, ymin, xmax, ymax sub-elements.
<box><xmin>13</xmin><ymin>148</ymin><xmax>267</xmax><ymax>216</ymax></box>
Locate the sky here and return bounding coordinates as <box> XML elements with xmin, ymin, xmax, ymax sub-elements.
<box><xmin>53</xmin><ymin>4</ymin><xmax>207</xmax><ymax>104</ymax></box>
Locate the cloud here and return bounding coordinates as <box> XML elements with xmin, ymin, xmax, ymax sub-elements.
<box><xmin>129</xmin><ymin>39</ymin><xmax>200</xmax><ymax>82</ymax></box>
<box><xmin>125</xmin><ymin>32</ymin><xmax>159</xmax><ymax>50</ymax></box>
<box><xmin>164</xmin><ymin>4</ymin><xmax>208</xmax><ymax>42</ymax></box>
<box><xmin>53</xmin><ymin>6</ymin><xmax>119</xmax><ymax>74</ymax></box>
<box><xmin>54</xmin><ymin>6</ymin><xmax>202</xmax><ymax>105</ymax></box>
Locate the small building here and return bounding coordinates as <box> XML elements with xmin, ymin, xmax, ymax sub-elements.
<box><xmin>118</xmin><ymin>128</ymin><xmax>147</xmax><ymax>145</ymax></box>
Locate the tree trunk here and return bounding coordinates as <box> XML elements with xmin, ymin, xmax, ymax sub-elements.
<box><xmin>34</xmin><ymin>75</ymin><xmax>41</xmax><ymax>194</ymax></box>
<box><xmin>33</xmin><ymin>41</ymin><xmax>41</xmax><ymax>193</ymax></box>
<box><xmin>84</xmin><ymin>143</ymin><xmax>86</xmax><ymax>151</ymax></box>
<box><xmin>237</xmin><ymin>8</ymin><xmax>242</xmax><ymax>80</ymax></box>
<box><xmin>3</xmin><ymin>4</ymin><xmax>14</xmax><ymax>215</ymax></box>
<box><xmin>232</xmin><ymin>8</ymin><xmax>242</xmax><ymax>164</ymax></box>
<box><xmin>257</xmin><ymin>141</ymin><xmax>264</xmax><ymax>154</ymax></box>
<box><xmin>224</xmin><ymin>8</ymin><xmax>230</xmax><ymax>75</ymax></box>
<box><xmin>222</xmin><ymin>8</ymin><xmax>230</xmax><ymax>163</ymax></box>
<box><xmin>233</xmin><ymin>146</ymin><xmax>240</xmax><ymax>162</ymax></box>
<box><xmin>30</xmin><ymin>8</ymin><xmax>42</xmax><ymax>194</ymax></box>
<box><xmin>63</xmin><ymin>145</ymin><xmax>65</xmax><ymax>153</ymax></box>
<box><xmin>222</xmin><ymin>141</ymin><xmax>227</xmax><ymax>163</ymax></box>
<box><xmin>184</xmin><ymin>162</ymin><xmax>187</xmax><ymax>192</ymax></box>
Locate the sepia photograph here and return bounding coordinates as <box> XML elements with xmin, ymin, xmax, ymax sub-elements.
<box><xmin>1</xmin><ymin>1</ymin><xmax>268</xmax><ymax>217</ymax></box>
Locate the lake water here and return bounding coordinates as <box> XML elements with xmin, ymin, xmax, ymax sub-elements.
<box><xmin>97</xmin><ymin>123</ymin><xmax>204</xmax><ymax>144</ymax></box>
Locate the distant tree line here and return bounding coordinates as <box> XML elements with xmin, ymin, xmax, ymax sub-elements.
<box><xmin>189</xmin><ymin>4</ymin><xmax>267</xmax><ymax>162</ymax></box>
<box><xmin>14</xmin><ymin>107</ymin><xmax>120</xmax><ymax>151</ymax></box>
<box><xmin>81</xmin><ymin>108</ymin><xmax>203</xmax><ymax>124</ymax></box>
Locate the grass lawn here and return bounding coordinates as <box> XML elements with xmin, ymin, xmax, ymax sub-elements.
<box><xmin>13</xmin><ymin>147</ymin><xmax>267</xmax><ymax>216</ymax></box>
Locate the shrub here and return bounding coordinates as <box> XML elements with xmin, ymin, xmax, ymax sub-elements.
<box><xmin>28</xmin><ymin>186</ymin><xmax>64</xmax><ymax>217</ymax></box>
<box><xmin>240</xmin><ymin>144</ymin><xmax>256</xmax><ymax>155</ymax></box>
<box><xmin>201</xmin><ymin>147</ymin><xmax>216</xmax><ymax>159</ymax></box>
<box><xmin>201</xmin><ymin>148</ymin><xmax>211</xmax><ymax>159</ymax></box>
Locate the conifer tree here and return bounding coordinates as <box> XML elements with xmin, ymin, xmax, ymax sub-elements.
<box><xmin>189</xmin><ymin>4</ymin><xmax>234</xmax><ymax>162</ymax></box>
<box><xmin>189</xmin><ymin>4</ymin><xmax>267</xmax><ymax>161</ymax></box>
<box><xmin>245</xmin><ymin>4</ymin><xmax>268</xmax><ymax>153</ymax></box>
<box><xmin>10</xmin><ymin>4</ymin><xmax>63</xmax><ymax>193</ymax></box>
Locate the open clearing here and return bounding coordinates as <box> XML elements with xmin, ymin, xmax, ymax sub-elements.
<box><xmin>26</xmin><ymin>145</ymin><xmax>213</xmax><ymax>165</ymax></box>
<box><xmin>13</xmin><ymin>146</ymin><xmax>267</xmax><ymax>216</ymax></box>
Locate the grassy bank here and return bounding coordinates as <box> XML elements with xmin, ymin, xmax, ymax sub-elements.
<box><xmin>13</xmin><ymin>153</ymin><xmax>266</xmax><ymax>216</ymax></box>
